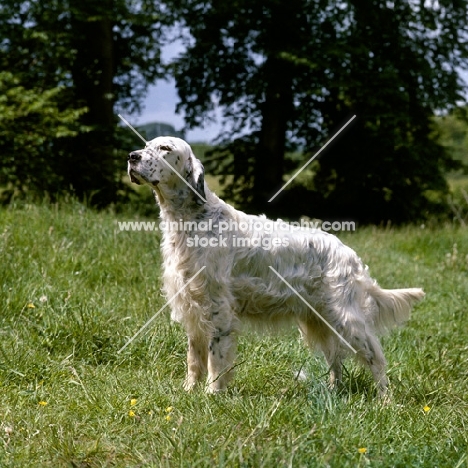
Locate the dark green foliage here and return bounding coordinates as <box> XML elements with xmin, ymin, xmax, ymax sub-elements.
<box><xmin>435</xmin><ymin>107</ymin><xmax>468</xmax><ymax>167</ymax></box>
<box><xmin>173</xmin><ymin>0</ymin><xmax>468</xmax><ymax>223</ymax></box>
<box><xmin>1</xmin><ymin>0</ymin><xmax>467</xmax><ymax>220</ymax></box>
<box><xmin>0</xmin><ymin>0</ymin><xmax>166</xmax><ymax>204</ymax></box>
<box><xmin>0</xmin><ymin>72</ymin><xmax>89</xmax><ymax>201</ymax></box>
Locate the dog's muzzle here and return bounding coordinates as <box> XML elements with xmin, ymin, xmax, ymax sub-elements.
<box><xmin>128</xmin><ymin>169</ymin><xmax>142</xmax><ymax>185</ymax></box>
<box><xmin>127</xmin><ymin>152</ymin><xmax>160</xmax><ymax>187</ymax></box>
<box><xmin>127</xmin><ymin>165</ymin><xmax>159</xmax><ymax>187</ymax></box>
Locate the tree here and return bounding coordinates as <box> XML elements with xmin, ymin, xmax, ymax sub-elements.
<box><xmin>0</xmin><ymin>72</ymin><xmax>88</xmax><ymax>200</ymax></box>
<box><xmin>435</xmin><ymin>107</ymin><xmax>468</xmax><ymax>166</ymax></box>
<box><xmin>0</xmin><ymin>0</ymin><xmax>168</xmax><ymax>204</ymax></box>
<box><xmin>172</xmin><ymin>0</ymin><xmax>468</xmax><ymax>223</ymax></box>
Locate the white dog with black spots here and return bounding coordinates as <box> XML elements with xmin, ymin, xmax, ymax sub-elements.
<box><xmin>127</xmin><ymin>136</ymin><xmax>424</xmax><ymax>396</ymax></box>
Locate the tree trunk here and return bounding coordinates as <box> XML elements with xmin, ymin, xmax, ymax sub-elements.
<box><xmin>69</xmin><ymin>0</ymin><xmax>116</xmax><ymax>205</ymax></box>
<box><xmin>253</xmin><ymin>56</ymin><xmax>293</xmax><ymax>213</ymax></box>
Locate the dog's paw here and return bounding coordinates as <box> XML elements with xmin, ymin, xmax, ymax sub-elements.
<box><xmin>183</xmin><ymin>379</ymin><xmax>198</xmax><ymax>392</ymax></box>
<box><xmin>205</xmin><ymin>384</ymin><xmax>227</xmax><ymax>395</ymax></box>
<box><xmin>378</xmin><ymin>386</ymin><xmax>392</xmax><ymax>405</ymax></box>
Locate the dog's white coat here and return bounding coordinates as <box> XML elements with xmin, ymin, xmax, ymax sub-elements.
<box><xmin>127</xmin><ymin>136</ymin><xmax>425</xmax><ymax>395</ymax></box>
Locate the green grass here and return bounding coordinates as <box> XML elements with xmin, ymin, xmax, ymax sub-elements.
<box><xmin>0</xmin><ymin>201</ymin><xmax>467</xmax><ymax>467</ymax></box>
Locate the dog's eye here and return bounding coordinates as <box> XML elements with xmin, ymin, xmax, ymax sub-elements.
<box><xmin>160</xmin><ymin>145</ymin><xmax>172</xmax><ymax>152</ymax></box>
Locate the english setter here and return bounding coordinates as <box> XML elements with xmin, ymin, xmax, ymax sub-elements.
<box><xmin>127</xmin><ymin>136</ymin><xmax>424</xmax><ymax>396</ymax></box>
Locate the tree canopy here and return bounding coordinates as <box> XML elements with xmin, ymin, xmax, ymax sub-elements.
<box><xmin>0</xmin><ymin>0</ymin><xmax>167</xmax><ymax>204</ymax></box>
<box><xmin>172</xmin><ymin>0</ymin><xmax>468</xmax><ymax>223</ymax></box>
<box><xmin>0</xmin><ymin>0</ymin><xmax>467</xmax><ymax>222</ymax></box>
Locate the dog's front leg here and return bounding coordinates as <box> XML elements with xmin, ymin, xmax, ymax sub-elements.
<box><xmin>183</xmin><ymin>334</ymin><xmax>208</xmax><ymax>391</ymax></box>
<box><xmin>207</xmin><ymin>312</ymin><xmax>237</xmax><ymax>393</ymax></box>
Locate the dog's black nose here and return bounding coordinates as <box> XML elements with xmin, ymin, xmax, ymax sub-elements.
<box><xmin>128</xmin><ymin>151</ymin><xmax>141</xmax><ymax>161</ymax></box>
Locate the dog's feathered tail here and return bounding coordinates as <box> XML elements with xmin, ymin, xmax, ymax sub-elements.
<box><xmin>367</xmin><ymin>285</ymin><xmax>425</xmax><ymax>335</ymax></box>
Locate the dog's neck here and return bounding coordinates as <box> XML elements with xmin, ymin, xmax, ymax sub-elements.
<box><xmin>153</xmin><ymin>183</ymin><xmax>213</xmax><ymax>222</ymax></box>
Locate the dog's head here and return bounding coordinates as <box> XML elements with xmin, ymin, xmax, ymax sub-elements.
<box><xmin>127</xmin><ymin>136</ymin><xmax>205</xmax><ymax>205</ymax></box>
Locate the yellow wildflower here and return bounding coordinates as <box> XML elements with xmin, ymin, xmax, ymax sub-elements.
<box><xmin>423</xmin><ymin>405</ymin><xmax>431</xmax><ymax>413</ymax></box>
<box><xmin>128</xmin><ymin>410</ymin><xmax>135</xmax><ymax>417</ymax></box>
<box><xmin>130</xmin><ymin>398</ymin><xmax>137</xmax><ymax>406</ymax></box>
<box><xmin>27</xmin><ymin>303</ymin><xmax>35</xmax><ymax>309</ymax></box>
<box><xmin>165</xmin><ymin>414</ymin><xmax>172</xmax><ymax>422</ymax></box>
<box><xmin>165</xmin><ymin>406</ymin><xmax>173</xmax><ymax>413</ymax></box>
<box><xmin>358</xmin><ymin>447</ymin><xmax>367</xmax><ymax>454</ymax></box>
<box><xmin>38</xmin><ymin>401</ymin><xmax>47</xmax><ymax>406</ymax></box>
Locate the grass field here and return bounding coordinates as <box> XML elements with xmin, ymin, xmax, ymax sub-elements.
<box><xmin>0</xmin><ymin>200</ymin><xmax>467</xmax><ymax>467</ymax></box>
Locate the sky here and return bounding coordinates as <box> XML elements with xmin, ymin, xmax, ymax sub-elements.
<box><xmin>134</xmin><ymin>79</ymin><xmax>222</xmax><ymax>143</ymax></box>
<box><xmin>131</xmin><ymin>39</ymin><xmax>468</xmax><ymax>145</ymax></box>
<box><xmin>131</xmin><ymin>40</ymin><xmax>222</xmax><ymax>143</ymax></box>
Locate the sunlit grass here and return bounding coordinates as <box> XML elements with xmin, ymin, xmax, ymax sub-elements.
<box><xmin>0</xmin><ymin>200</ymin><xmax>467</xmax><ymax>467</ymax></box>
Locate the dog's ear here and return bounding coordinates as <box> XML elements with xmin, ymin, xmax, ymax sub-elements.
<box><xmin>185</xmin><ymin>156</ymin><xmax>206</xmax><ymax>205</ymax></box>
